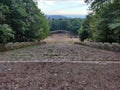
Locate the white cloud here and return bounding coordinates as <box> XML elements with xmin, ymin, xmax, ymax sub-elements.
<box><xmin>59</xmin><ymin>0</ymin><xmax>85</xmax><ymax>4</ymax></box>
<box><xmin>48</xmin><ymin>8</ymin><xmax>88</xmax><ymax>15</ymax></box>
<box><xmin>44</xmin><ymin>1</ymin><xmax>55</xmax><ymax>5</ymax></box>
<box><xmin>36</xmin><ymin>0</ymin><xmax>89</xmax><ymax>15</ymax></box>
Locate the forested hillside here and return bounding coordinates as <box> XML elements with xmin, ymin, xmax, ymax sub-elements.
<box><xmin>48</xmin><ymin>18</ymin><xmax>83</xmax><ymax>34</ymax></box>
<box><xmin>0</xmin><ymin>0</ymin><xmax>120</xmax><ymax>44</ymax></box>
<box><xmin>79</xmin><ymin>0</ymin><xmax>120</xmax><ymax>43</ymax></box>
<box><xmin>0</xmin><ymin>0</ymin><xmax>50</xmax><ymax>44</ymax></box>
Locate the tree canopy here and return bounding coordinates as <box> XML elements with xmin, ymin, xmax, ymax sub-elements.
<box><xmin>79</xmin><ymin>0</ymin><xmax>120</xmax><ymax>43</ymax></box>
<box><xmin>48</xmin><ymin>18</ymin><xmax>83</xmax><ymax>35</ymax></box>
<box><xmin>0</xmin><ymin>0</ymin><xmax>50</xmax><ymax>43</ymax></box>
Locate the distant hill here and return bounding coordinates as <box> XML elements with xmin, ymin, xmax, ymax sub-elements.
<box><xmin>45</xmin><ymin>15</ymin><xmax>67</xmax><ymax>19</ymax></box>
<box><xmin>45</xmin><ymin>15</ymin><xmax>86</xmax><ymax>19</ymax></box>
<box><xmin>64</xmin><ymin>15</ymin><xmax>86</xmax><ymax>18</ymax></box>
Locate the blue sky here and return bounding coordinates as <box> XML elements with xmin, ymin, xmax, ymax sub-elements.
<box><xmin>37</xmin><ymin>0</ymin><xmax>89</xmax><ymax>15</ymax></box>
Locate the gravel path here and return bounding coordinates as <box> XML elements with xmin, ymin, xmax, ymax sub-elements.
<box><xmin>0</xmin><ymin>44</ymin><xmax>120</xmax><ymax>61</ymax></box>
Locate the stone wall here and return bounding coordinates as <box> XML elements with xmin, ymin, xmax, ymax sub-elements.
<box><xmin>0</xmin><ymin>41</ymin><xmax>46</xmax><ymax>52</ymax></box>
<box><xmin>75</xmin><ymin>42</ymin><xmax>120</xmax><ymax>52</ymax></box>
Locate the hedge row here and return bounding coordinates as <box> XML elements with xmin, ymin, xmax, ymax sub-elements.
<box><xmin>0</xmin><ymin>41</ymin><xmax>46</xmax><ymax>52</ymax></box>
<box><xmin>75</xmin><ymin>42</ymin><xmax>120</xmax><ymax>52</ymax></box>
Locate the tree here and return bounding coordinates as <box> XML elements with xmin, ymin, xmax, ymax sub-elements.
<box><xmin>48</xmin><ymin>18</ymin><xmax>83</xmax><ymax>35</ymax></box>
<box><xmin>84</xmin><ymin>0</ymin><xmax>120</xmax><ymax>43</ymax></box>
<box><xmin>0</xmin><ymin>24</ymin><xmax>14</xmax><ymax>44</ymax></box>
<box><xmin>78</xmin><ymin>18</ymin><xmax>92</xmax><ymax>41</ymax></box>
<box><xmin>0</xmin><ymin>3</ymin><xmax>10</xmax><ymax>24</ymax></box>
<box><xmin>0</xmin><ymin>0</ymin><xmax>50</xmax><ymax>43</ymax></box>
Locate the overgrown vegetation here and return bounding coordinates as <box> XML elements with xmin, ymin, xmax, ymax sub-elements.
<box><xmin>79</xmin><ymin>0</ymin><xmax>120</xmax><ymax>43</ymax></box>
<box><xmin>0</xmin><ymin>0</ymin><xmax>50</xmax><ymax>44</ymax></box>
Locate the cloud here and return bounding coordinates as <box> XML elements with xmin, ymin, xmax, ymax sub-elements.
<box><xmin>36</xmin><ymin>0</ymin><xmax>89</xmax><ymax>15</ymax></box>
<box><xmin>43</xmin><ymin>1</ymin><xmax>55</xmax><ymax>5</ymax></box>
<box><xmin>51</xmin><ymin>10</ymin><xmax>88</xmax><ymax>15</ymax></box>
<box><xmin>47</xmin><ymin>6</ymin><xmax>88</xmax><ymax>15</ymax></box>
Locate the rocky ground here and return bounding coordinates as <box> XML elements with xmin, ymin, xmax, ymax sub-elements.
<box><xmin>0</xmin><ymin>35</ymin><xmax>120</xmax><ymax>90</ymax></box>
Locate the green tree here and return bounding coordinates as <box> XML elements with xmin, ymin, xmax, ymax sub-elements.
<box><xmin>0</xmin><ymin>24</ymin><xmax>14</xmax><ymax>44</ymax></box>
<box><xmin>48</xmin><ymin>18</ymin><xmax>83</xmax><ymax>35</ymax></box>
<box><xmin>78</xmin><ymin>18</ymin><xmax>92</xmax><ymax>41</ymax></box>
<box><xmin>0</xmin><ymin>0</ymin><xmax>50</xmax><ymax>43</ymax></box>
<box><xmin>0</xmin><ymin>3</ymin><xmax>10</xmax><ymax>24</ymax></box>
<box><xmin>84</xmin><ymin>0</ymin><xmax>120</xmax><ymax>43</ymax></box>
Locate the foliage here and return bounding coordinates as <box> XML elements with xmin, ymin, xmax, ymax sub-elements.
<box><xmin>0</xmin><ymin>0</ymin><xmax>50</xmax><ymax>43</ymax></box>
<box><xmin>48</xmin><ymin>18</ymin><xmax>83</xmax><ymax>35</ymax></box>
<box><xmin>78</xmin><ymin>18</ymin><xmax>92</xmax><ymax>41</ymax></box>
<box><xmin>0</xmin><ymin>24</ymin><xmax>14</xmax><ymax>44</ymax></box>
<box><xmin>83</xmin><ymin>0</ymin><xmax>120</xmax><ymax>43</ymax></box>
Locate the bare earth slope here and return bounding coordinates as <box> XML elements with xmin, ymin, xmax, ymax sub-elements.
<box><xmin>0</xmin><ymin>62</ymin><xmax>120</xmax><ymax>90</ymax></box>
<box><xmin>0</xmin><ymin>44</ymin><xmax>120</xmax><ymax>61</ymax></box>
<box><xmin>0</xmin><ymin>34</ymin><xmax>120</xmax><ymax>90</ymax></box>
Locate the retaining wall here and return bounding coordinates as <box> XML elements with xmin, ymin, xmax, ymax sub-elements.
<box><xmin>0</xmin><ymin>41</ymin><xmax>46</xmax><ymax>52</ymax></box>
<box><xmin>75</xmin><ymin>42</ymin><xmax>120</xmax><ymax>52</ymax></box>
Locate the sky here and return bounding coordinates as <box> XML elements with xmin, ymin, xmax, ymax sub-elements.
<box><xmin>36</xmin><ymin>0</ymin><xmax>89</xmax><ymax>16</ymax></box>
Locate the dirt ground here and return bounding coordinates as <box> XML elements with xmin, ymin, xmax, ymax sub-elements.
<box><xmin>0</xmin><ymin>62</ymin><xmax>120</xmax><ymax>90</ymax></box>
<box><xmin>43</xmin><ymin>34</ymin><xmax>80</xmax><ymax>44</ymax></box>
<box><xmin>0</xmin><ymin>34</ymin><xmax>120</xmax><ymax>90</ymax></box>
<box><xmin>0</xmin><ymin>44</ymin><xmax>120</xmax><ymax>61</ymax></box>
<box><xmin>0</xmin><ymin>34</ymin><xmax>120</xmax><ymax>61</ymax></box>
